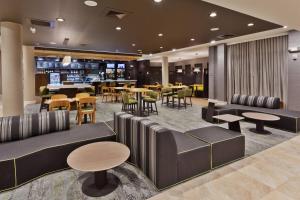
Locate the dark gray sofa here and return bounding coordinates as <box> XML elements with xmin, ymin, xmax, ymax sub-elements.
<box><xmin>0</xmin><ymin>111</ymin><xmax>116</xmax><ymax>192</ymax></box>
<box><xmin>113</xmin><ymin>112</ymin><xmax>245</xmax><ymax>190</ymax></box>
<box><xmin>202</xmin><ymin>94</ymin><xmax>300</xmax><ymax>133</ymax></box>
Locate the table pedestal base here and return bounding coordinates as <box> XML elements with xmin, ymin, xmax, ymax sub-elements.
<box><xmin>82</xmin><ymin>171</ymin><xmax>119</xmax><ymax>197</ymax></box>
<box><xmin>249</xmin><ymin>121</ymin><xmax>271</xmax><ymax>135</ymax></box>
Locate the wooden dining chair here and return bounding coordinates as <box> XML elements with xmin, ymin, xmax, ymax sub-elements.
<box><xmin>51</xmin><ymin>94</ymin><xmax>68</xmax><ymax>100</ymax></box>
<box><xmin>101</xmin><ymin>86</ymin><xmax>112</xmax><ymax>102</ymax></box>
<box><xmin>77</xmin><ymin>97</ymin><xmax>97</xmax><ymax>125</ymax></box>
<box><xmin>75</xmin><ymin>92</ymin><xmax>90</xmax><ymax>100</ymax></box>
<box><xmin>49</xmin><ymin>100</ymin><xmax>71</xmax><ymax>111</ymax></box>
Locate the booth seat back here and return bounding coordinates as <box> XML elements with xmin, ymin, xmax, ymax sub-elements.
<box><xmin>0</xmin><ymin>111</ymin><xmax>70</xmax><ymax>143</ymax></box>
<box><xmin>231</xmin><ymin>94</ymin><xmax>280</xmax><ymax>109</ymax></box>
<box><xmin>114</xmin><ymin>112</ymin><xmax>178</xmax><ymax>189</ymax></box>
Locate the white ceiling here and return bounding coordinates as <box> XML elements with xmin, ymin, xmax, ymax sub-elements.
<box><xmin>202</xmin><ymin>0</ymin><xmax>300</xmax><ymax>30</ymax></box>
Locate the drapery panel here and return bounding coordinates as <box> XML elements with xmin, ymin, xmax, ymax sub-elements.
<box><xmin>227</xmin><ymin>35</ymin><xmax>288</xmax><ymax>106</ymax></box>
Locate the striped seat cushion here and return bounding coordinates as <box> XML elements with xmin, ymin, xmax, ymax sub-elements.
<box><xmin>231</xmin><ymin>94</ymin><xmax>240</xmax><ymax>104</ymax></box>
<box><xmin>246</xmin><ymin>95</ymin><xmax>256</xmax><ymax>107</ymax></box>
<box><xmin>265</xmin><ymin>97</ymin><xmax>281</xmax><ymax>109</ymax></box>
<box><xmin>255</xmin><ymin>96</ymin><xmax>267</xmax><ymax>107</ymax></box>
<box><xmin>0</xmin><ymin>111</ymin><xmax>69</xmax><ymax>143</ymax></box>
<box><xmin>238</xmin><ymin>95</ymin><xmax>248</xmax><ymax>105</ymax></box>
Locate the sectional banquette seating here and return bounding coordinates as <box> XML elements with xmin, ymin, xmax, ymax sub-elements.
<box><xmin>0</xmin><ymin>111</ymin><xmax>116</xmax><ymax>192</ymax></box>
<box><xmin>202</xmin><ymin>94</ymin><xmax>300</xmax><ymax>132</ymax></box>
<box><xmin>114</xmin><ymin>112</ymin><xmax>245</xmax><ymax>190</ymax></box>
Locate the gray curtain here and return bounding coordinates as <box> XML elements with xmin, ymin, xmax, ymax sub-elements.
<box><xmin>227</xmin><ymin>35</ymin><xmax>288</xmax><ymax>106</ymax></box>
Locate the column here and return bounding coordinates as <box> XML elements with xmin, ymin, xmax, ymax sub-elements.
<box><xmin>23</xmin><ymin>45</ymin><xmax>36</xmax><ymax>103</ymax></box>
<box><xmin>162</xmin><ymin>56</ymin><xmax>169</xmax><ymax>86</ymax></box>
<box><xmin>0</xmin><ymin>22</ymin><xmax>24</xmax><ymax>116</ymax></box>
<box><xmin>208</xmin><ymin>44</ymin><xmax>227</xmax><ymax>101</ymax></box>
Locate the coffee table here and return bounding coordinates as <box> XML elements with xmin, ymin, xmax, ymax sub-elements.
<box><xmin>67</xmin><ymin>142</ymin><xmax>130</xmax><ymax>197</ymax></box>
<box><xmin>242</xmin><ymin>112</ymin><xmax>280</xmax><ymax>134</ymax></box>
<box><xmin>213</xmin><ymin>114</ymin><xmax>244</xmax><ymax>132</ymax></box>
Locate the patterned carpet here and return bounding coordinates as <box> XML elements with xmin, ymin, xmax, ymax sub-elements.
<box><xmin>0</xmin><ymin>100</ymin><xmax>297</xmax><ymax>200</ymax></box>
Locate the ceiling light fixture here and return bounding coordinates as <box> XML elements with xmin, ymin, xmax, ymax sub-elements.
<box><xmin>49</xmin><ymin>41</ymin><xmax>56</xmax><ymax>45</ymax></box>
<box><xmin>210</xmin><ymin>27</ymin><xmax>220</xmax><ymax>31</ymax></box>
<box><xmin>56</xmin><ymin>17</ymin><xmax>65</xmax><ymax>22</ymax></box>
<box><xmin>132</xmin><ymin>43</ymin><xmax>136</xmax><ymax>47</ymax></box>
<box><xmin>116</xmin><ymin>26</ymin><xmax>122</xmax><ymax>31</ymax></box>
<box><xmin>190</xmin><ymin>38</ymin><xmax>195</xmax><ymax>41</ymax></box>
<box><xmin>149</xmin><ymin>53</ymin><xmax>153</xmax><ymax>56</ymax></box>
<box><xmin>84</xmin><ymin>0</ymin><xmax>98</xmax><ymax>7</ymax></box>
<box><xmin>283</xmin><ymin>26</ymin><xmax>288</xmax><ymax>29</ymax></box>
<box><xmin>172</xmin><ymin>48</ymin><xmax>176</xmax><ymax>52</ymax></box>
<box><xmin>248</xmin><ymin>23</ymin><xmax>254</xmax><ymax>27</ymax></box>
<box><xmin>158</xmin><ymin>33</ymin><xmax>163</xmax><ymax>37</ymax></box>
<box><xmin>30</xmin><ymin>27</ymin><xmax>36</xmax><ymax>34</ymax></box>
<box><xmin>210</xmin><ymin>12</ymin><xmax>217</xmax><ymax>18</ymax></box>
<box><xmin>160</xmin><ymin>46</ymin><xmax>163</xmax><ymax>49</ymax></box>
<box><xmin>210</xmin><ymin>40</ymin><xmax>216</xmax><ymax>44</ymax></box>
<box><xmin>154</xmin><ymin>0</ymin><xmax>162</xmax><ymax>3</ymax></box>
<box><xmin>137</xmin><ymin>49</ymin><xmax>142</xmax><ymax>52</ymax></box>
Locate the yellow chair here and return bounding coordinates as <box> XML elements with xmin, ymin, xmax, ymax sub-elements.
<box><xmin>75</xmin><ymin>93</ymin><xmax>90</xmax><ymax>100</ymax></box>
<box><xmin>77</xmin><ymin>97</ymin><xmax>97</xmax><ymax>125</ymax></box>
<box><xmin>49</xmin><ymin>100</ymin><xmax>71</xmax><ymax>111</ymax></box>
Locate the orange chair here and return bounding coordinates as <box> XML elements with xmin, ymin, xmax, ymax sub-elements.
<box><xmin>77</xmin><ymin>97</ymin><xmax>97</xmax><ymax>125</ymax></box>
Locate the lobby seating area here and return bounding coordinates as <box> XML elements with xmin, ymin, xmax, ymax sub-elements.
<box><xmin>1</xmin><ymin>0</ymin><xmax>300</xmax><ymax>199</ymax></box>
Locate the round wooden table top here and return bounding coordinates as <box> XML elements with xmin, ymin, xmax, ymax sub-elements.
<box><xmin>67</xmin><ymin>142</ymin><xmax>130</xmax><ymax>172</ymax></box>
<box><xmin>127</xmin><ymin>88</ymin><xmax>152</xmax><ymax>93</ymax></box>
<box><xmin>169</xmin><ymin>85</ymin><xmax>188</xmax><ymax>89</ymax></box>
<box><xmin>242</xmin><ymin>112</ymin><xmax>280</xmax><ymax>121</ymax></box>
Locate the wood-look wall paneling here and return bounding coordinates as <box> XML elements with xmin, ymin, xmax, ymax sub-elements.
<box><xmin>288</xmin><ymin>30</ymin><xmax>300</xmax><ymax>111</ymax></box>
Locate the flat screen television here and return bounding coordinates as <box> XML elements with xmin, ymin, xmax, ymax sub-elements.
<box><xmin>117</xmin><ymin>64</ymin><xmax>125</xmax><ymax>69</ymax></box>
<box><xmin>107</xmin><ymin>63</ymin><xmax>115</xmax><ymax>69</ymax></box>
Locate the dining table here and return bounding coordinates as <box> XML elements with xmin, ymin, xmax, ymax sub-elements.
<box><xmin>126</xmin><ymin>88</ymin><xmax>152</xmax><ymax>116</ymax></box>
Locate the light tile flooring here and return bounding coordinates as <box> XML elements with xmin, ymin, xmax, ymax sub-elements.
<box><xmin>149</xmin><ymin>135</ymin><xmax>300</xmax><ymax>200</ymax></box>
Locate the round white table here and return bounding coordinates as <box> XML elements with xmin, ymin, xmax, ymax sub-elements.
<box><xmin>242</xmin><ymin>112</ymin><xmax>280</xmax><ymax>134</ymax></box>
<box><xmin>67</xmin><ymin>142</ymin><xmax>130</xmax><ymax>197</ymax></box>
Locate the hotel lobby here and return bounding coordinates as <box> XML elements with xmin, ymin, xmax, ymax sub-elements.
<box><xmin>0</xmin><ymin>0</ymin><xmax>300</xmax><ymax>199</ymax></box>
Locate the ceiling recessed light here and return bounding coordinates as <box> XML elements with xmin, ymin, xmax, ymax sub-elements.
<box><xmin>160</xmin><ymin>46</ymin><xmax>163</xmax><ymax>49</ymax></box>
<box><xmin>283</xmin><ymin>26</ymin><xmax>288</xmax><ymax>29</ymax></box>
<box><xmin>210</xmin><ymin>27</ymin><xmax>220</xmax><ymax>31</ymax></box>
<box><xmin>248</xmin><ymin>23</ymin><xmax>254</xmax><ymax>27</ymax></box>
<box><xmin>154</xmin><ymin>0</ymin><xmax>162</xmax><ymax>3</ymax></box>
<box><xmin>210</xmin><ymin>12</ymin><xmax>217</xmax><ymax>18</ymax></box>
<box><xmin>132</xmin><ymin>43</ymin><xmax>136</xmax><ymax>47</ymax></box>
<box><xmin>30</xmin><ymin>27</ymin><xmax>36</xmax><ymax>34</ymax></box>
<box><xmin>116</xmin><ymin>26</ymin><xmax>122</xmax><ymax>31</ymax></box>
<box><xmin>56</xmin><ymin>17</ymin><xmax>65</xmax><ymax>22</ymax></box>
<box><xmin>149</xmin><ymin>53</ymin><xmax>153</xmax><ymax>56</ymax></box>
<box><xmin>210</xmin><ymin>40</ymin><xmax>216</xmax><ymax>44</ymax></box>
<box><xmin>172</xmin><ymin>48</ymin><xmax>176</xmax><ymax>52</ymax></box>
<box><xmin>137</xmin><ymin>49</ymin><xmax>142</xmax><ymax>52</ymax></box>
<box><xmin>190</xmin><ymin>38</ymin><xmax>195</xmax><ymax>41</ymax></box>
<box><xmin>49</xmin><ymin>42</ymin><xmax>56</xmax><ymax>45</ymax></box>
<box><xmin>158</xmin><ymin>33</ymin><xmax>163</xmax><ymax>37</ymax></box>
<box><xmin>84</xmin><ymin>0</ymin><xmax>98</xmax><ymax>7</ymax></box>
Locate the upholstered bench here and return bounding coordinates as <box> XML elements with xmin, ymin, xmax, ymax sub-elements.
<box><xmin>186</xmin><ymin>126</ymin><xmax>245</xmax><ymax>168</ymax></box>
<box><xmin>202</xmin><ymin>94</ymin><xmax>300</xmax><ymax>132</ymax></box>
<box><xmin>113</xmin><ymin>112</ymin><xmax>211</xmax><ymax>190</ymax></box>
<box><xmin>0</xmin><ymin>111</ymin><xmax>116</xmax><ymax>192</ymax></box>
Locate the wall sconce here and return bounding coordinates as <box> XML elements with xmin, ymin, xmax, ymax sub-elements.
<box><xmin>194</xmin><ymin>67</ymin><xmax>201</xmax><ymax>73</ymax></box>
<box><xmin>288</xmin><ymin>47</ymin><xmax>300</xmax><ymax>61</ymax></box>
<box><xmin>177</xmin><ymin>69</ymin><xmax>183</xmax><ymax>73</ymax></box>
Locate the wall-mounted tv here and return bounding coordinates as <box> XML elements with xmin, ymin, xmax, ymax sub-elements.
<box><xmin>107</xmin><ymin>63</ymin><xmax>115</xmax><ymax>69</ymax></box>
<box><xmin>117</xmin><ymin>64</ymin><xmax>125</xmax><ymax>69</ymax></box>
